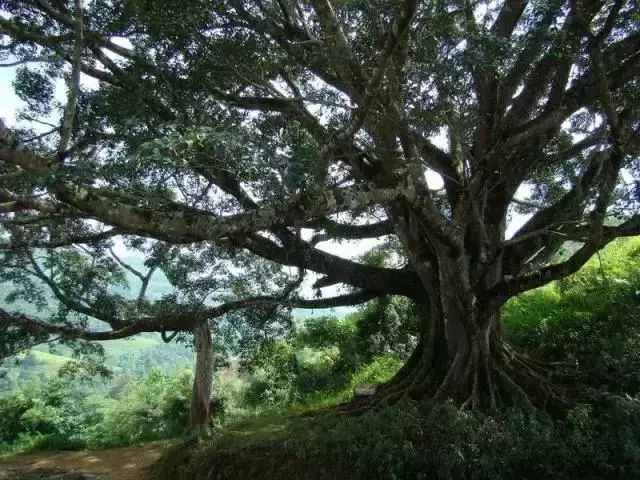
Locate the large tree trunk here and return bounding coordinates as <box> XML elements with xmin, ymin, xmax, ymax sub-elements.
<box><xmin>365</xmin><ymin>210</ymin><xmax>563</xmax><ymax>412</ymax></box>
<box><xmin>372</xmin><ymin>287</ymin><xmax>561</xmax><ymax>411</ymax></box>
<box><xmin>190</xmin><ymin>320</ymin><xmax>214</xmax><ymax>438</ymax></box>
<box><xmin>373</xmin><ymin>272</ymin><xmax>563</xmax><ymax>411</ymax></box>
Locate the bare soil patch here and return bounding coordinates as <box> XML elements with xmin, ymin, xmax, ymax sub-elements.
<box><xmin>0</xmin><ymin>443</ymin><xmax>168</xmax><ymax>480</ymax></box>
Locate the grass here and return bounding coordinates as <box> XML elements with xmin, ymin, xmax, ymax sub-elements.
<box><xmin>150</xmin><ymin>413</ymin><xmax>345</xmax><ymax>480</ymax></box>
<box><xmin>29</xmin><ymin>352</ymin><xmax>69</xmax><ymax>376</ymax></box>
<box><xmin>102</xmin><ymin>336</ymin><xmax>161</xmax><ymax>353</ymax></box>
<box><xmin>152</xmin><ymin>395</ymin><xmax>640</xmax><ymax>480</ymax></box>
<box><xmin>220</xmin><ymin>415</ymin><xmax>299</xmax><ymax>446</ymax></box>
<box><xmin>24</xmin><ymin>336</ymin><xmax>162</xmax><ymax>374</ymax></box>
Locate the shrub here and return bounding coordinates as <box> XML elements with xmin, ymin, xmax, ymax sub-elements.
<box><xmin>88</xmin><ymin>368</ymin><xmax>193</xmax><ymax>447</ymax></box>
<box><xmin>0</xmin><ymin>390</ymin><xmax>32</xmax><ymax>450</ymax></box>
<box><xmin>0</xmin><ymin>365</ymin><xmax>231</xmax><ymax>452</ymax></box>
<box><xmin>347</xmin><ymin>356</ymin><xmax>403</xmax><ymax>391</ymax></box>
<box><xmin>0</xmin><ymin>378</ymin><xmax>102</xmax><ymax>453</ymax></box>
<box><xmin>243</xmin><ymin>341</ymin><xmax>300</xmax><ymax>407</ymax></box>
<box><xmin>154</xmin><ymin>399</ymin><xmax>640</xmax><ymax>480</ymax></box>
<box><xmin>503</xmin><ymin>238</ymin><xmax>640</xmax><ymax>396</ymax></box>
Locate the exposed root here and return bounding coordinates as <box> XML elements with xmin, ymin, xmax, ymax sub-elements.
<box><xmin>299</xmin><ymin>331</ymin><xmax>568</xmax><ymax>421</ymax></box>
<box><xmin>317</xmin><ymin>353</ymin><xmax>565</xmax><ymax>419</ymax></box>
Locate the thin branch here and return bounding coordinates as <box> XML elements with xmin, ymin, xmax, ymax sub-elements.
<box><xmin>137</xmin><ymin>263</ymin><xmax>158</xmax><ymax>303</ymax></box>
<box><xmin>18</xmin><ymin>115</ymin><xmax>59</xmax><ymax>129</ymax></box>
<box><xmin>58</xmin><ymin>0</ymin><xmax>84</xmax><ymax>157</ymax></box>
<box><xmin>0</xmin><ymin>228</ymin><xmax>121</xmax><ymax>250</ymax></box>
<box><xmin>22</xmin><ymin>127</ymin><xmax>59</xmax><ymax>144</ymax></box>
<box><xmin>0</xmin><ymin>56</ymin><xmax>57</xmax><ymax>67</ymax></box>
<box><xmin>1</xmin><ymin>335</ymin><xmax>62</xmax><ymax>360</ymax></box>
<box><xmin>108</xmin><ymin>247</ymin><xmax>145</xmax><ymax>281</ymax></box>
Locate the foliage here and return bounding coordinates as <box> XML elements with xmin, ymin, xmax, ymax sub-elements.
<box><xmin>2</xmin><ymin>0</ymin><xmax>638</xmax><ymax>412</ymax></box>
<box><xmin>241</xmin><ymin>298</ymin><xmax>415</xmax><ymax>409</ymax></box>
<box><xmin>3</xmin><ymin>239</ymin><xmax>640</xmax><ymax>480</ymax></box>
<box><xmin>0</xmin><ymin>389</ymin><xmax>32</xmax><ymax>449</ymax></box>
<box><xmin>149</xmin><ymin>238</ymin><xmax>640</xmax><ymax>479</ymax></box>
<box><xmin>0</xmin><ymin>332</ymin><xmax>195</xmax><ymax>393</ymax></box>
<box><xmin>348</xmin><ymin>297</ymin><xmax>420</xmax><ymax>361</ymax></box>
<box><xmin>0</xmin><ymin>378</ymin><xmax>102</xmax><ymax>453</ymax></box>
<box><xmin>243</xmin><ymin>341</ymin><xmax>300</xmax><ymax>407</ymax></box>
<box><xmin>503</xmin><ymin>238</ymin><xmax>640</xmax><ymax>396</ymax></box>
<box><xmin>0</xmin><ymin>368</ymin><xmax>204</xmax><ymax>453</ymax></box>
<box><xmin>346</xmin><ymin>356</ymin><xmax>404</xmax><ymax>393</ymax></box>
<box><xmin>89</xmin><ymin>369</ymin><xmax>193</xmax><ymax>448</ymax></box>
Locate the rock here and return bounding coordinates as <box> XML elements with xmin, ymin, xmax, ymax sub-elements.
<box><xmin>354</xmin><ymin>384</ymin><xmax>376</xmax><ymax>397</ymax></box>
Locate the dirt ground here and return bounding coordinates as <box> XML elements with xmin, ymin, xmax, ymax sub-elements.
<box><xmin>0</xmin><ymin>443</ymin><xmax>168</xmax><ymax>480</ymax></box>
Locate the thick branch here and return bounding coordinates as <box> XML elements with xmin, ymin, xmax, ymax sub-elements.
<box><xmin>0</xmin><ymin>290</ymin><xmax>379</xmax><ymax>348</ymax></box>
<box><xmin>52</xmin><ymin>182</ymin><xmax>408</xmax><ymax>244</ymax></box>
<box><xmin>308</xmin><ymin>0</ymin><xmax>365</xmax><ymax>94</ymax></box>
<box><xmin>491</xmin><ymin>0</ymin><xmax>528</xmax><ymax>38</ymax></box>
<box><xmin>242</xmin><ymin>233</ymin><xmax>422</xmax><ymax>297</ymax></box>
<box><xmin>306</xmin><ymin>218</ymin><xmax>393</xmax><ymax>243</ymax></box>
<box><xmin>58</xmin><ymin>0</ymin><xmax>84</xmax><ymax>156</ymax></box>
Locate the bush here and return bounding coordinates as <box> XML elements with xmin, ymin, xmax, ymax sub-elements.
<box><xmin>0</xmin><ymin>378</ymin><xmax>103</xmax><ymax>453</ymax></box>
<box><xmin>0</xmin><ymin>389</ymin><xmax>32</xmax><ymax>450</ymax></box>
<box><xmin>154</xmin><ymin>399</ymin><xmax>640</xmax><ymax>480</ymax></box>
<box><xmin>503</xmin><ymin>238</ymin><xmax>640</xmax><ymax>396</ymax></box>
<box><xmin>241</xmin><ymin>306</ymin><xmax>414</xmax><ymax>411</ymax></box>
<box><xmin>0</xmin><ymin>368</ymin><xmax>202</xmax><ymax>452</ymax></box>
<box><xmin>88</xmin><ymin>368</ymin><xmax>193</xmax><ymax>448</ymax></box>
<box><xmin>291</xmin><ymin>355</ymin><xmax>403</xmax><ymax>411</ymax></box>
<box><xmin>347</xmin><ymin>356</ymin><xmax>403</xmax><ymax>391</ymax></box>
<box><xmin>243</xmin><ymin>341</ymin><xmax>300</xmax><ymax>407</ymax></box>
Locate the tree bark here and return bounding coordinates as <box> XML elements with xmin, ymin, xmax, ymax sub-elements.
<box><xmin>370</xmin><ymin>272</ymin><xmax>562</xmax><ymax>412</ymax></box>
<box><xmin>190</xmin><ymin>320</ymin><xmax>214</xmax><ymax>438</ymax></box>
<box><xmin>358</xmin><ymin>209</ymin><xmax>563</xmax><ymax>412</ymax></box>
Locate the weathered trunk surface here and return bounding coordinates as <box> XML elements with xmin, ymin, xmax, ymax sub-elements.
<box><xmin>363</xmin><ymin>209</ymin><xmax>563</xmax><ymax>412</ymax></box>
<box><xmin>190</xmin><ymin>320</ymin><xmax>214</xmax><ymax>438</ymax></box>
<box><xmin>371</xmin><ymin>285</ymin><xmax>561</xmax><ymax>411</ymax></box>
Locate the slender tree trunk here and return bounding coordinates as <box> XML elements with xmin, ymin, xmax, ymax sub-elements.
<box><xmin>190</xmin><ymin>320</ymin><xmax>214</xmax><ymax>438</ymax></box>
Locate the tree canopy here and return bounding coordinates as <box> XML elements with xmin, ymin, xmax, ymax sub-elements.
<box><xmin>1</xmin><ymin>0</ymin><xmax>639</xmax><ymax>410</ymax></box>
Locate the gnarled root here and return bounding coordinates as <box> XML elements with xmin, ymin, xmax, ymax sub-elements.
<box><xmin>318</xmin><ymin>342</ymin><xmax>567</xmax><ymax>417</ymax></box>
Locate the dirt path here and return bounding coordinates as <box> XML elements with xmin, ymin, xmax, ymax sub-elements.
<box><xmin>0</xmin><ymin>443</ymin><xmax>168</xmax><ymax>480</ymax></box>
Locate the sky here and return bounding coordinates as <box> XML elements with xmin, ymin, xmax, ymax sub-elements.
<box><xmin>0</xmin><ymin>67</ymin><xmax>19</xmax><ymax>126</ymax></box>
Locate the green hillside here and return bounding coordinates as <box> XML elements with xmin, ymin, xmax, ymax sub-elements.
<box><xmin>30</xmin><ymin>351</ymin><xmax>69</xmax><ymax>375</ymax></box>
<box><xmin>0</xmin><ymin>331</ymin><xmax>194</xmax><ymax>392</ymax></box>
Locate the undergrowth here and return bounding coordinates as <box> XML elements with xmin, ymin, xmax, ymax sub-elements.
<box><xmin>152</xmin><ymin>397</ymin><xmax>640</xmax><ymax>480</ymax></box>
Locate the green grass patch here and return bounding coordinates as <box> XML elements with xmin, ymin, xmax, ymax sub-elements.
<box><xmin>29</xmin><ymin>352</ymin><xmax>69</xmax><ymax>376</ymax></box>
<box><xmin>102</xmin><ymin>336</ymin><xmax>161</xmax><ymax>353</ymax></box>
